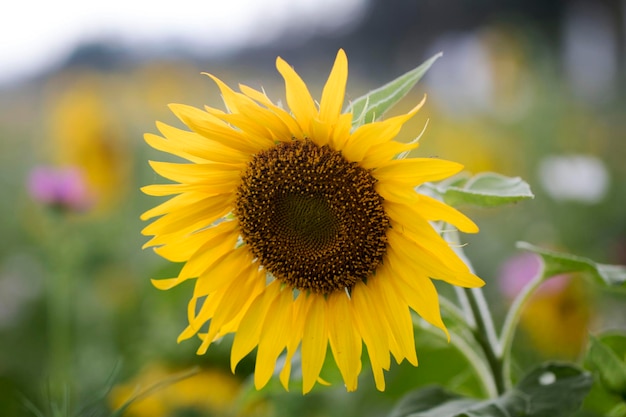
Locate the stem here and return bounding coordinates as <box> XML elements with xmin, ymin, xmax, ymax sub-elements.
<box><xmin>443</xmin><ymin>225</ymin><xmax>507</xmax><ymax>395</ymax></box>
<box><xmin>439</xmin><ymin>295</ymin><xmax>471</xmax><ymax>327</ymax></box>
<box><xmin>498</xmin><ymin>269</ymin><xmax>545</xmax><ymax>386</ymax></box>
<box><xmin>463</xmin><ymin>288</ymin><xmax>507</xmax><ymax>395</ymax></box>
<box><xmin>44</xmin><ymin>217</ymin><xmax>78</xmax><ymax>403</ymax></box>
<box><xmin>412</xmin><ymin>317</ymin><xmax>498</xmax><ymax>398</ymax></box>
<box><xmin>453</xmin><ymin>286</ymin><xmax>476</xmax><ymax>328</ymax></box>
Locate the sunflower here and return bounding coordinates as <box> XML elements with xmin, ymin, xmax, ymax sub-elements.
<box><xmin>142</xmin><ymin>49</ymin><xmax>484</xmax><ymax>393</ymax></box>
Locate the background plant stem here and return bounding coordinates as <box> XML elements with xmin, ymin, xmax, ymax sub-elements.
<box><xmin>463</xmin><ymin>287</ymin><xmax>507</xmax><ymax>395</ymax></box>
<box><xmin>498</xmin><ymin>268</ymin><xmax>545</xmax><ymax>387</ymax></box>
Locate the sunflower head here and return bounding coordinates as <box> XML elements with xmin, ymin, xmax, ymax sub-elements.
<box><xmin>142</xmin><ymin>49</ymin><xmax>484</xmax><ymax>394</ymax></box>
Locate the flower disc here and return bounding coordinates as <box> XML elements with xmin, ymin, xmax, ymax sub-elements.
<box><xmin>235</xmin><ymin>140</ymin><xmax>389</xmax><ymax>294</ymax></box>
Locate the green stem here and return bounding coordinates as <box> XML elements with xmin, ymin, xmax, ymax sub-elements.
<box><xmin>443</xmin><ymin>225</ymin><xmax>507</xmax><ymax>395</ymax></box>
<box><xmin>44</xmin><ymin>217</ymin><xmax>78</xmax><ymax>402</ymax></box>
<box><xmin>498</xmin><ymin>269</ymin><xmax>545</xmax><ymax>387</ymax></box>
<box><xmin>439</xmin><ymin>295</ymin><xmax>471</xmax><ymax>327</ymax></box>
<box><xmin>412</xmin><ymin>317</ymin><xmax>497</xmax><ymax>398</ymax></box>
<box><xmin>463</xmin><ymin>288</ymin><xmax>507</xmax><ymax>395</ymax></box>
<box><xmin>453</xmin><ymin>286</ymin><xmax>476</xmax><ymax>328</ymax></box>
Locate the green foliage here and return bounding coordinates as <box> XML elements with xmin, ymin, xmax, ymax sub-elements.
<box><xmin>581</xmin><ymin>332</ymin><xmax>626</xmax><ymax>416</ymax></box>
<box><xmin>347</xmin><ymin>52</ymin><xmax>442</xmax><ymax>127</ymax></box>
<box><xmin>517</xmin><ymin>242</ymin><xmax>626</xmax><ymax>287</ymax></box>
<box><xmin>428</xmin><ymin>172</ymin><xmax>534</xmax><ymax>208</ymax></box>
<box><xmin>587</xmin><ymin>335</ymin><xmax>626</xmax><ymax>397</ymax></box>
<box><xmin>387</xmin><ymin>363</ymin><xmax>592</xmax><ymax>417</ymax></box>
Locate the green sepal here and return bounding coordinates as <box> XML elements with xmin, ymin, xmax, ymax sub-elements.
<box><xmin>516</xmin><ymin>241</ymin><xmax>626</xmax><ymax>287</ymax></box>
<box><xmin>387</xmin><ymin>363</ymin><xmax>592</xmax><ymax>417</ymax></box>
<box><xmin>347</xmin><ymin>52</ymin><xmax>442</xmax><ymax>128</ymax></box>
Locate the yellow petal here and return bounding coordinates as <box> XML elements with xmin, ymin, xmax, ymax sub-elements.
<box><xmin>141</xmin><ymin>183</ymin><xmax>231</xmax><ymax>196</ymax></box>
<box><xmin>141</xmin><ymin>194</ymin><xmax>232</xmax><ymax>238</ymax></box>
<box><xmin>198</xmin><ymin>263</ymin><xmax>263</xmax><ymax>352</ymax></box>
<box><xmin>360</xmin><ymin>140</ymin><xmax>420</xmax><ymax>169</ymax></box>
<box><xmin>148</xmin><ymin>161</ymin><xmax>243</xmax><ymax>184</ymax></box>
<box><xmin>384</xmin><ymin>245</ymin><xmax>449</xmax><ymax>338</ymax></box>
<box><xmin>176</xmin><ymin>295</ymin><xmax>205</xmax><ymax>340</ymax></box>
<box><xmin>276</xmin><ymin>56</ymin><xmax>317</xmax><ymax>133</ymax></box>
<box><xmin>328</xmin><ymin>112</ymin><xmax>353</xmax><ymax>150</ymax></box>
<box><xmin>351</xmin><ymin>281</ymin><xmax>390</xmax><ymax>391</ymax></box>
<box><xmin>301</xmin><ymin>294</ymin><xmax>328</xmax><ymax>394</ymax></box>
<box><xmin>144</xmin><ymin>132</ymin><xmax>208</xmax><ymax>164</ymax></box>
<box><xmin>176</xmin><ymin>229</ymin><xmax>239</xmax><ymax>282</ymax></box>
<box><xmin>192</xmin><ymin>247</ymin><xmax>255</xmax><ymax>296</ymax></box>
<box><xmin>168</xmin><ymin>104</ymin><xmax>266</xmax><ymax>154</ymax></box>
<box><xmin>279</xmin><ymin>292</ymin><xmax>309</xmax><ymax>390</ymax></box>
<box><xmin>204</xmin><ymin>72</ymin><xmax>254</xmax><ymax>113</ymax></box>
<box><xmin>219</xmin><ymin>267</ymin><xmax>266</xmax><ymax>335</ymax></box>
<box><xmin>238</xmin><ymin>84</ymin><xmax>305</xmax><ymax>140</ymax></box>
<box><xmin>150</xmin><ymin>226</ymin><xmax>238</xmax><ymax>290</ymax></box>
<box><xmin>319</xmin><ymin>49</ymin><xmax>348</xmax><ymax>125</ymax></box>
<box><xmin>374</xmin><ymin>158</ymin><xmax>463</xmax><ymax>187</ymax></box>
<box><xmin>153</xmin><ymin>220</ymin><xmax>238</xmax><ymax>262</ymax></box>
<box><xmin>179</xmin><ymin>289</ymin><xmax>223</xmax><ymax>344</ymax></box>
<box><xmin>147</xmin><ymin>162</ymin><xmax>242</xmax><ymax>196</ymax></box>
<box><xmin>205</xmin><ymin>106</ymin><xmax>273</xmax><ymax>143</ymax></box>
<box><xmin>327</xmin><ymin>291</ymin><xmax>362</xmax><ymax>391</ymax></box>
<box><xmin>385</xmin><ymin>201</ymin><xmax>467</xmax><ymax>267</ymax></box>
<box><xmin>393</xmin><ymin>226</ymin><xmax>483</xmax><ymax>287</ymax></box>
<box><xmin>230</xmin><ymin>280</ymin><xmax>281</xmax><ymax>372</ymax></box>
<box><xmin>151</xmin><ymin>276</ymin><xmax>189</xmax><ymax>291</ymax></box>
<box><xmin>309</xmin><ymin>118</ymin><xmax>332</xmax><ymax>147</ymax></box>
<box><xmin>255</xmin><ymin>286</ymin><xmax>293</xmax><ymax>389</ymax></box>
<box><xmin>367</xmin><ymin>270</ymin><xmax>417</xmax><ymax>366</ymax></box>
<box><xmin>342</xmin><ymin>98</ymin><xmax>425</xmax><ymax>162</ymax></box>
<box><xmin>412</xmin><ymin>194</ymin><xmax>479</xmax><ymax>233</ymax></box>
<box><xmin>140</xmin><ymin>191</ymin><xmax>207</xmax><ymax>221</ymax></box>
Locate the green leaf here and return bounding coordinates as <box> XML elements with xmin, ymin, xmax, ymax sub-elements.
<box><xmin>347</xmin><ymin>52</ymin><xmax>442</xmax><ymax>128</ymax></box>
<box><xmin>587</xmin><ymin>334</ymin><xmax>626</xmax><ymax>396</ymax></box>
<box><xmin>388</xmin><ymin>363</ymin><xmax>592</xmax><ymax>417</ymax></box>
<box><xmin>434</xmin><ymin>172</ymin><xmax>534</xmax><ymax>208</ymax></box>
<box><xmin>515</xmin><ymin>363</ymin><xmax>593</xmax><ymax>416</ymax></box>
<box><xmin>387</xmin><ymin>386</ymin><xmax>524</xmax><ymax>417</ymax></box>
<box><xmin>516</xmin><ymin>241</ymin><xmax>626</xmax><ymax>287</ymax></box>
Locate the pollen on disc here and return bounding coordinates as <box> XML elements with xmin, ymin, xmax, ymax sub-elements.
<box><xmin>234</xmin><ymin>140</ymin><xmax>389</xmax><ymax>294</ymax></box>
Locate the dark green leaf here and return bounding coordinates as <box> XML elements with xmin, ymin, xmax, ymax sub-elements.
<box><xmin>517</xmin><ymin>241</ymin><xmax>626</xmax><ymax>287</ymax></box>
<box><xmin>515</xmin><ymin>363</ymin><xmax>593</xmax><ymax>417</ymax></box>
<box><xmin>387</xmin><ymin>386</ymin><xmax>525</xmax><ymax>417</ymax></box>
<box><xmin>437</xmin><ymin>172</ymin><xmax>534</xmax><ymax>208</ymax></box>
<box><xmin>387</xmin><ymin>363</ymin><xmax>592</xmax><ymax>417</ymax></box>
<box><xmin>347</xmin><ymin>53</ymin><xmax>442</xmax><ymax>128</ymax></box>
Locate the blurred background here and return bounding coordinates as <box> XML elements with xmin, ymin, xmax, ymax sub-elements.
<box><xmin>1</xmin><ymin>0</ymin><xmax>625</xmax><ymax>416</ymax></box>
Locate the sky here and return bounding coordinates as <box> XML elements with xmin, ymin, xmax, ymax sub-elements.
<box><xmin>1</xmin><ymin>0</ymin><xmax>367</xmax><ymax>84</ymax></box>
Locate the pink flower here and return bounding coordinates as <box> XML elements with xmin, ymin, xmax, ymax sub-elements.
<box><xmin>27</xmin><ymin>166</ymin><xmax>94</xmax><ymax>212</ymax></box>
<box><xmin>498</xmin><ymin>252</ymin><xmax>568</xmax><ymax>299</ymax></box>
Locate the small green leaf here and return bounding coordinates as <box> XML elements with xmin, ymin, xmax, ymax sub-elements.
<box><xmin>587</xmin><ymin>334</ymin><xmax>626</xmax><ymax>396</ymax></box>
<box><xmin>387</xmin><ymin>363</ymin><xmax>592</xmax><ymax>417</ymax></box>
<box><xmin>433</xmin><ymin>172</ymin><xmax>534</xmax><ymax>208</ymax></box>
<box><xmin>347</xmin><ymin>52</ymin><xmax>442</xmax><ymax>128</ymax></box>
<box><xmin>516</xmin><ymin>241</ymin><xmax>626</xmax><ymax>287</ymax></box>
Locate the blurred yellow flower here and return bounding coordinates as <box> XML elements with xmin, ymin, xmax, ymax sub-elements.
<box><xmin>109</xmin><ymin>365</ymin><xmax>241</xmax><ymax>417</ymax></box>
<box><xmin>142</xmin><ymin>49</ymin><xmax>484</xmax><ymax>393</ymax></box>
<box><xmin>520</xmin><ymin>278</ymin><xmax>591</xmax><ymax>359</ymax></box>
<box><xmin>46</xmin><ymin>73</ymin><xmax>130</xmax><ymax>212</ymax></box>
<box><xmin>499</xmin><ymin>253</ymin><xmax>592</xmax><ymax>359</ymax></box>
